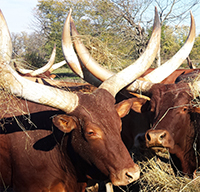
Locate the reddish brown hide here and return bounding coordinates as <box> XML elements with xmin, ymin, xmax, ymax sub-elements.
<box><xmin>134</xmin><ymin>81</ymin><xmax>200</xmax><ymax>175</ymax></box>
<box><xmin>0</xmin><ymin>89</ymin><xmax>140</xmax><ymax>191</ymax></box>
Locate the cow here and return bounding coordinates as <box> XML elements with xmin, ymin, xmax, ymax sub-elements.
<box><xmin>139</xmin><ymin>80</ymin><xmax>200</xmax><ymax>176</ymax></box>
<box><xmin>65</xmin><ymin>9</ymin><xmax>200</xmax><ymax>179</ymax></box>
<box><xmin>14</xmin><ymin>56</ymin><xmax>98</xmax><ymax>93</ymax></box>
<box><xmin>0</xmin><ymin>7</ymin><xmax>160</xmax><ymax>191</ymax></box>
<box><xmin>62</xmin><ymin>9</ymin><xmax>195</xmax><ymax>151</ymax></box>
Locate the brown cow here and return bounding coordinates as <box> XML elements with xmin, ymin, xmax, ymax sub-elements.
<box><xmin>0</xmin><ymin>8</ymin><xmax>160</xmax><ymax>191</ymax></box>
<box><xmin>63</xmin><ymin>9</ymin><xmax>195</xmax><ymax>151</ymax></box>
<box><xmin>62</xmin><ymin>6</ymin><xmax>199</xmax><ymax>179</ymax></box>
<box><xmin>141</xmin><ymin>81</ymin><xmax>200</xmax><ymax>176</ymax></box>
<box><xmin>65</xmin><ymin>9</ymin><xmax>200</xmax><ymax>178</ymax></box>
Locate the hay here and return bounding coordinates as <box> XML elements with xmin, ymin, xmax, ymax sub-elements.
<box><xmin>72</xmin><ymin>34</ymin><xmax>130</xmax><ymax>72</ymax></box>
<box><xmin>0</xmin><ymin>66</ymin><xmax>35</xmax><ymax>133</ymax></box>
<box><xmin>135</xmin><ymin>155</ymin><xmax>200</xmax><ymax>192</ymax></box>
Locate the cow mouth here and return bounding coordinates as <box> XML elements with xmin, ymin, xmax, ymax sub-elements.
<box><xmin>150</xmin><ymin>146</ymin><xmax>169</xmax><ymax>153</ymax></box>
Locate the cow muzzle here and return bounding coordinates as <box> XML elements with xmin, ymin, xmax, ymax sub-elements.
<box><xmin>110</xmin><ymin>164</ymin><xmax>140</xmax><ymax>186</ymax></box>
<box><xmin>145</xmin><ymin>129</ymin><xmax>175</xmax><ymax>151</ymax></box>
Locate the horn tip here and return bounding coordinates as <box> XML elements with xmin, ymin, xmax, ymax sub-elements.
<box><xmin>69</xmin><ymin>8</ymin><xmax>72</xmax><ymax>14</ymax></box>
<box><xmin>153</xmin><ymin>6</ymin><xmax>160</xmax><ymax>30</ymax></box>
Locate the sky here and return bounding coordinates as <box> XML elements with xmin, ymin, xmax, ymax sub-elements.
<box><xmin>1</xmin><ymin>0</ymin><xmax>200</xmax><ymax>35</ymax></box>
<box><xmin>1</xmin><ymin>0</ymin><xmax>38</xmax><ymax>34</ymax></box>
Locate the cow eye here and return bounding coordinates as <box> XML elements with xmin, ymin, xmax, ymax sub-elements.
<box><xmin>183</xmin><ymin>107</ymin><xmax>188</xmax><ymax>112</ymax></box>
<box><xmin>85</xmin><ymin>128</ymin><xmax>102</xmax><ymax>139</ymax></box>
<box><xmin>86</xmin><ymin>130</ymin><xmax>94</xmax><ymax>136</ymax></box>
<box><xmin>85</xmin><ymin>128</ymin><xmax>96</xmax><ymax>137</ymax></box>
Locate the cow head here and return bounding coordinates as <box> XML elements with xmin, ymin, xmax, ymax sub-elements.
<box><xmin>143</xmin><ymin>83</ymin><xmax>200</xmax><ymax>174</ymax></box>
<box><xmin>0</xmin><ymin>8</ymin><xmax>160</xmax><ymax>186</ymax></box>
<box><xmin>53</xmin><ymin>89</ymin><xmax>140</xmax><ymax>184</ymax></box>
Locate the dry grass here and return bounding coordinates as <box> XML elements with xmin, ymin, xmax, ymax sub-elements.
<box><xmin>137</xmin><ymin>156</ymin><xmax>200</xmax><ymax>192</ymax></box>
<box><xmin>119</xmin><ymin>146</ymin><xmax>200</xmax><ymax>192</ymax></box>
<box><xmin>72</xmin><ymin>34</ymin><xmax>130</xmax><ymax>72</ymax></box>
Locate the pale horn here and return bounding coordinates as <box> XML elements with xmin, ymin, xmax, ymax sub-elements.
<box><xmin>70</xmin><ymin>15</ymin><xmax>114</xmax><ymax>82</ymax></box>
<box><xmin>143</xmin><ymin>11</ymin><xmax>195</xmax><ymax>83</ymax></box>
<box><xmin>62</xmin><ymin>8</ymin><xmax>102</xmax><ymax>87</ymax></box>
<box><xmin>0</xmin><ymin>10</ymin><xmax>12</xmax><ymax>64</ymax></box>
<box><xmin>0</xmin><ymin>10</ymin><xmax>79</xmax><ymax>113</ymax></box>
<box><xmin>71</xmin><ymin>9</ymin><xmax>195</xmax><ymax>94</ymax></box>
<box><xmin>49</xmin><ymin>60</ymin><xmax>66</xmax><ymax>73</ymax></box>
<box><xmin>14</xmin><ymin>44</ymin><xmax>56</xmax><ymax>76</ymax></box>
<box><xmin>99</xmin><ymin>7</ymin><xmax>161</xmax><ymax>96</ymax></box>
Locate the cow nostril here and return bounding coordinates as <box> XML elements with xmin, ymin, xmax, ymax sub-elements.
<box><xmin>146</xmin><ymin>133</ymin><xmax>151</xmax><ymax>141</ymax></box>
<box><xmin>125</xmin><ymin>172</ymin><xmax>133</xmax><ymax>181</ymax></box>
<box><xmin>160</xmin><ymin>132</ymin><xmax>166</xmax><ymax>140</ymax></box>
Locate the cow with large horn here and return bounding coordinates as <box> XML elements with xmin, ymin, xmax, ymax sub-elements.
<box><xmin>63</xmin><ymin>8</ymin><xmax>199</xmax><ymax>177</ymax></box>
<box><xmin>0</xmin><ymin>7</ymin><xmax>161</xmax><ymax>191</ymax></box>
<box><xmin>58</xmin><ymin>7</ymin><xmax>200</xmax><ymax>177</ymax></box>
<box><xmin>63</xmin><ymin>8</ymin><xmax>195</xmax><ymax>151</ymax></box>
<box><xmin>14</xmin><ymin>58</ymin><xmax>67</xmax><ymax>80</ymax></box>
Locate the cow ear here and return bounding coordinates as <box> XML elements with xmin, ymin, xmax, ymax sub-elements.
<box><xmin>115</xmin><ymin>99</ymin><xmax>133</xmax><ymax>118</ymax></box>
<box><xmin>52</xmin><ymin>114</ymin><xmax>77</xmax><ymax>133</ymax></box>
<box><xmin>115</xmin><ymin>98</ymin><xmax>148</xmax><ymax>118</ymax></box>
<box><xmin>131</xmin><ymin>98</ymin><xmax>149</xmax><ymax>113</ymax></box>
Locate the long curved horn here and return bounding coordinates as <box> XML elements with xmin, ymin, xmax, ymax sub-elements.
<box><xmin>69</xmin><ymin>9</ymin><xmax>155</xmax><ymax>93</ymax></box>
<box><xmin>14</xmin><ymin>45</ymin><xmax>56</xmax><ymax>76</ymax></box>
<box><xmin>0</xmin><ymin>10</ymin><xmax>12</xmax><ymax>64</ymax></box>
<box><xmin>62</xmin><ymin>8</ymin><xmax>102</xmax><ymax>87</ymax></box>
<box><xmin>69</xmin><ymin>8</ymin><xmax>160</xmax><ymax>94</ymax></box>
<box><xmin>0</xmin><ymin>10</ymin><xmax>78</xmax><ymax>113</ymax></box>
<box><xmin>14</xmin><ymin>62</ymin><xmax>33</xmax><ymax>74</ymax></box>
<box><xmin>62</xmin><ymin>8</ymin><xmax>84</xmax><ymax>78</ymax></box>
<box><xmin>99</xmin><ymin>7</ymin><xmax>160</xmax><ymax>96</ymax></box>
<box><xmin>143</xmin><ymin>11</ymin><xmax>195</xmax><ymax>83</ymax></box>
<box><xmin>70</xmin><ymin>17</ymin><xmax>114</xmax><ymax>81</ymax></box>
<box><xmin>29</xmin><ymin>44</ymin><xmax>56</xmax><ymax>76</ymax></box>
<box><xmin>49</xmin><ymin>60</ymin><xmax>66</xmax><ymax>73</ymax></box>
<box><xmin>71</xmin><ymin>10</ymin><xmax>195</xmax><ymax>94</ymax></box>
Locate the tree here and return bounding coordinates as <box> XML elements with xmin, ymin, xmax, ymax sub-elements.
<box><xmin>30</xmin><ymin>0</ymin><xmax>200</xmax><ymax>70</ymax></box>
<box><xmin>11</xmin><ymin>31</ymin><xmax>47</xmax><ymax>68</ymax></box>
<box><xmin>190</xmin><ymin>34</ymin><xmax>200</xmax><ymax>66</ymax></box>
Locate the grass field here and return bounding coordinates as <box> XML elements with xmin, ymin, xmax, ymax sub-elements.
<box><xmin>52</xmin><ymin>67</ymin><xmax>85</xmax><ymax>82</ymax></box>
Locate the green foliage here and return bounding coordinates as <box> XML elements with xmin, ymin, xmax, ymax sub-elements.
<box><xmin>160</xmin><ymin>24</ymin><xmax>181</xmax><ymax>62</ymax></box>
<box><xmin>190</xmin><ymin>34</ymin><xmax>200</xmax><ymax>66</ymax></box>
<box><xmin>24</xmin><ymin>52</ymin><xmax>46</xmax><ymax>68</ymax></box>
<box><xmin>33</xmin><ymin>0</ymin><xmax>152</xmax><ymax>69</ymax></box>
<box><xmin>36</xmin><ymin>0</ymin><xmax>68</xmax><ymax>62</ymax></box>
<box><xmin>22</xmin><ymin>0</ymin><xmax>197</xmax><ymax>70</ymax></box>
